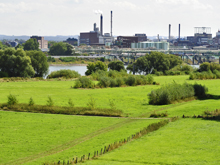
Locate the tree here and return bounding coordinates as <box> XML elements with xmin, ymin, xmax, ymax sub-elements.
<box><xmin>26</xmin><ymin>51</ymin><xmax>49</xmax><ymax>77</ymax></box>
<box><xmin>0</xmin><ymin>48</ymin><xmax>35</xmax><ymax>77</ymax></box>
<box><xmin>108</xmin><ymin>61</ymin><xmax>125</xmax><ymax>71</ymax></box>
<box><xmin>85</xmin><ymin>61</ymin><xmax>107</xmax><ymax>75</ymax></box>
<box><xmin>49</xmin><ymin>42</ymin><xmax>74</xmax><ymax>55</ymax></box>
<box><xmin>23</xmin><ymin>38</ymin><xmax>39</xmax><ymax>51</ymax></box>
<box><xmin>0</xmin><ymin>41</ymin><xmax>9</xmax><ymax>50</ymax></box>
<box><xmin>127</xmin><ymin>52</ymin><xmax>182</xmax><ymax>74</ymax></box>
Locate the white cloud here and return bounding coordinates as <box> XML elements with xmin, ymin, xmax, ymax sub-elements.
<box><xmin>155</xmin><ymin>0</ymin><xmax>213</xmax><ymax>10</ymax></box>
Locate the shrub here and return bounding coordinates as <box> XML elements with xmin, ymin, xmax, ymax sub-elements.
<box><xmin>7</xmin><ymin>94</ymin><xmax>18</xmax><ymax>105</ymax></box>
<box><xmin>29</xmin><ymin>97</ymin><xmax>35</xmax><ymax>106</ymax></box>
<box><xmin>193</xmin><ymin>83</ymin><xmax>208</xmax><ymax>98</ymax></box>
<box><xmin>126</xmin><ymin>75</ymin><xmax>136</xmax><ymax>86</ymax></box>
<box><xmin>74</xmin><ymin>77</ymin><xmax>94</xmax><ymax>88</ymax></box>
<box><xmin>109</xmin><ymin>99</ymin><xmax>116</xmax><ymax>110</ymax></box>
<box><xmin>110</xmin><ymin>78</ymin><xmax>117</xmax><ymax>87</ymax></box>
<box><xmin>146</xmin><ymin>74</ymin><xmax>154</xmax><ymax>84</ymax></box>
<box><xmin>148</xmin><ymin>83</ymin><xmax>196</xmax><ymax>105</ymax></box>
<box><xmin>87</xmin><ymin>96</ymin><xmax>96</xmax><ymax>109</ymax></box>
<box><xmin>116</xmin><ymin>77</ymin><xmax>125</xmax><ymax>87</ymax></box>
<box><xmin>68</xmin><ymin>98</ymin><xmax>74</xmax><ymax>107</ymax></box>
<box><xmin>47</xmin><ymin>96</ymin><xmax>54</xmax><ymax>106</ymax></box>
<box><xmin>155</xmin><ymin>71</ymin><xmax>163</xmax><ymax>76</ymax></box>
<box><xmin>47</xmin><ymin>69</ymin><xmax>81</xmax><ymax>79</ymax></box>
<box><xmin>98</xmin><ymin>76</ymin><xmax>111</xmax><ymax>88</ymax></box>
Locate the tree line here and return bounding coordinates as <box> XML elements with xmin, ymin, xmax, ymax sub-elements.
<box><xmin>0</xmin><ymin>48</ymin><xmax>49</xmax><ymax>78</ymax></box>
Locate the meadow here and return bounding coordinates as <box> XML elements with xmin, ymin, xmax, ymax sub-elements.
<box><xmin>0</xmin><ymin>75</ymin><xmax>220</xmax><ymax>164</ymax></box>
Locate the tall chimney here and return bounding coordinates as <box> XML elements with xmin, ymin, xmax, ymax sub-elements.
<box><xmin>111</xmin><ymin>11</ymin><xmax>113</xmax><ymax>37</ymax></box>
<box><xmin>179</xmin><ymin>24</ymin><xmax>181</xmax><ymax>41</ymax></box>
<box><xmin>169</xmin><ymin>24</ymin><xmax>171</xmax><ymax>42</ymax></box>
<box><xmin>100</xmin><ymin>14</ymin><xmax>103</xmax><ymax>36</ymax></box>
<box><xmin>94</xmin><ymin>23</ymin><xmax>96</xmax><ymax>31</ymax></box>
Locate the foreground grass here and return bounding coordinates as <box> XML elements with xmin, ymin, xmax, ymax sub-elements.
<box><xmin>0</xmin><ymin>111</ymin><xmax>126</xmax><ymax>164</ymax></box>
<box><xmin>0</xmin><ymin>111</ymin><xmax>161</xmax><ymax>165</ymax></box>
<box><xmin>85</xmin><ymin>119</ymin><xmax>220</xmax><ymax>165</ymax></box>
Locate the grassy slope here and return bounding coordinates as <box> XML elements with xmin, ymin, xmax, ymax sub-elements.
<box><xmin>85</xmin><ymin>119</ymin><xmax>220</xmax><ymax>165</ymax></box>
<box><xmin>0</xmin><ymin>75</ymin><xmax>220</xmax><ymax>117</ymax></box>
<box><xmin>1</xmin><ymin>75</ymin><xmax>220</xmax><ymax>164</ymax></box>
<box><xmin>0</xmin><ymin>111</ymin><xmax>126</xmax><ymax>164</ymax></box>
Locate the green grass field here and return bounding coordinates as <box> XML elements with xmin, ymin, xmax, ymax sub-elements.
<box><xmin>0</xmin><ymin>75</ymin><xmax>220</xmax><ymax>164</ymax></box>
<box><xmin>84</xmin><ymin>119</ymin><xmax>220</xmax><ymax>165</ymax></box>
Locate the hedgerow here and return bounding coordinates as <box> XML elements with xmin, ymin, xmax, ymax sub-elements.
<box><xmin>148</xmin><ymin>82</ymin><xmax>208</xmax><ymax>105</ymax></box>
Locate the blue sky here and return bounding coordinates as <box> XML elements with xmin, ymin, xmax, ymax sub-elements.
<box><xmin>0</xmin><ymin>0</ymin><xmax>219</xmax><ymax>37</ymax></box>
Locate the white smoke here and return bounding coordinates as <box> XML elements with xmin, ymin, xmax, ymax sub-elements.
<box><xmin>93</xmin><ymin>10</ymin><xmax>103</xmax><ymax>15</ymax></box>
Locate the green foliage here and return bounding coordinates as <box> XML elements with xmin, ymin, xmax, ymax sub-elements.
<box><xmin>109</xmin><ymin>99</ymin><xmax>116</xmax><ymax>110</ymax></box>
<box><xmin>126</xmin><ymin>75</ymin><xmax>136</xmax><ymax>86</ymax></box>
<box><xmin>26</xmin><ymin>51</ymin><xmax>49</xmax><ymax>77</ymax></box>
<box><xmin>127</xmin><ymin>52</ymin><xmax>182</xmax><ymax>74</ymax></box>
<box><xmin>29</xmin><ymin>97</ymin><xmax>35</xmax><ymax>106</ymax></box>
<box><xmin>74</xmin><ymin>77</ymin><xmax>94</xmax><ymax>88</ymax></box>
<box><xmin>189</xmin><ymin>70</ymin><xmax>217</xmax><ymax>80</ymax></box>
<box><xmin>46</xmin><ymin>96</ymin><xmax>54</xmax><ymax>107</ymax></box>
<box><xmin>148</xmin><ymin>82</ymin><xmax>208</xmax><ymax>105</ymax></box>
<box><xmin>47</xmin><ymin>56</ymin><xmax>56</xmax><ymax>62</ymax></box>
<box><xmin>0</xmin><ymin>48</ymin><xmax>35</xmax><ymax>77</ymax></box>
<box><xmin>59</xmin><ymin>57</ymin><xmax>75</xmax><ymax>62</ymax></box>
<box><xmin>68</xmin><ymin>98</ymin><xmax>74</xmax><ymax>107</ymax></box>
<box><xmin>7</xmin><ymin>94</ymin><xmax>18</xmax><ymax>105</ymax></box>
<box><xmin>23</xmin><ymin>38</ymin><xmax>39</xmax><ymax>51</ymax></box>
<box><xmin>85</xmin><ymin>61</ymin><xmax>107</xmax><ymax>76</ymax></box>
<box><xmin>98</xmin><ymin>76</ymin><xmax>111</xmax><ymax>87</ymax></box>
<box><xmin>47</xmin><ymin>70</ymin><xmax>81</xmax><ymax>79</ymax></box>
<box><xmin>49</xmin><ymin>42</ymin><xmax>73</xmax><ymax>55</ymax></box>
<box><xmin>0</xmin><ymin>71</ymin><xmax>8</xmax><ymax>78</ymax></box>
<box><xmin>87</xmin><ymin>96</ymin><xmax>96</xmax><ymax>109</ymax></box>
<box><xmin>108</xmin><ymin>61</ymin><xmax>125</xmax><ymax>71</ymax></box>
<box><xmin>150</xmin><ymin>111</ymin><xmax>168</xmax><ymax>118</ymax></box>
<box><xmin>200</xmin><ymin>62</ymin><xmax>220</xmax><ymax>72</ymax></box>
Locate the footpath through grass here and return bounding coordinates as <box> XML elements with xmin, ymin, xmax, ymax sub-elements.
<box><xmin>85</xmin><ymin>119</ymin><xmax>220</xmax><ymax>165</ymax></box>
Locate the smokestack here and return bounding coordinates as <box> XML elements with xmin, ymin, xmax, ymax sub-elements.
<box><xmin>100</xmin><ymin>14</ymin><xmax>103</xmax><ymax>36</ymax></box>
<box><xmin>111</xmin><ymin>11</ymin><xmax>113</xmax><ymax>37</ymax></box>
<box><xmin>179</xmin><ymin>24</ymin><xmax>181</xmax><ymax>41</ymax></box>
<box><xmin>169</xmin><ymin>24</ymin><xmax>171</xmax><ymax>42</ymax></box>
<box><xmin>94</xmin><ymin>23</ymin><xmax>96</xmax><ymax>31</ymax></box>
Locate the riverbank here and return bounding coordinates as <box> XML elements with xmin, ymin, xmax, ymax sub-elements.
<box><xmin>49</xmin><ymin>63</ymin><xmax>88</xmax><ymax>66</ymax></box>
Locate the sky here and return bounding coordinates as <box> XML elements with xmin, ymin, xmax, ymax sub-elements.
<box><xmin>0</xmin><ymin>0</ymin><xmax>219</xmax><ymax>37</ymax></box>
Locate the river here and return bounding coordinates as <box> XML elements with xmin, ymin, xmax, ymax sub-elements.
<box><xmin>47</xmin><ymin>64</ymin><xmax>200</xmax><ymax>78</ymax></box>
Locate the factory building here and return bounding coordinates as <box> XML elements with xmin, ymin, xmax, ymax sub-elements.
<box><xmin>186</xmin><ymin>27</ymin><xmax>212</xmax><ymax>46</ymax></box>
<box><xmin>131</xmin><ymin>41</ymin><xmax>169</xmax><ymax>50</ymax></box>
<box><xmin>79</xmin><ymin>11</ymin><xmax>114</xmax><ymax>46</ymax></box>
<box><xmin>64</xmin><ymin>38</ymin><xmax>78</xmax><ymax>46</ymax></box>
<box><xmin>30</xmin><ymin>36</ymin><xmax>48</xmax><ymax>49</ymax></box>
<box><xmin>116</xmin><ymin>36</ymin><xmax>139</xmax><ymax>48</ymax></box>
<box><xmin>135</xmin><ymin>34</ymin><xmax>147</xmax><ymax>42</ymax></box>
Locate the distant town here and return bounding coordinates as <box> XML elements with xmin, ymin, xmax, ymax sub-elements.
<box><xmin>1</xmin><ymin>11</ymin><xmax>220</xmax><ymax>53</ymax></box>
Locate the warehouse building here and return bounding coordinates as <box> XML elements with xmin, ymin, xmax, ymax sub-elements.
<box><xmin>131</xmin><ymin>41</ymin><xmax>169</xmax><ymax>50</ymax></box>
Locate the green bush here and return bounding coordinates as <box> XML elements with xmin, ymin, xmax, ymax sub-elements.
<box><xmin>146</xmin><ymin>74</ymin><xmax>154</xmax><ymax>84</ymax></box>
<box><xmin>148</xmin><ymin>83</ymin><xmax>197</xmax><ymax>105</ymax></box>
<box><xmin>87</xmin><ymin>96</ymin><xmax>96</xmax><ymax>109</ymax></box>
<box><xmin>116</xmin><ymin>77</ymin><xmax>125</xmax><ymax>87</ymax></box>
<box><xmin>7</xmin><ymin>94</ymin><xmax>18</xmax><ymax>105</ymax></box>
<box><xmin>193</xmin><ymin>83</ymin><xmax>208</xmax><ymax>98</ymax></box>
<box><xmin>29</xmin><ymin>97</ymin><xmax>35</xmax><ymax>106</ymax></box>
<box><xmin>110</xmin><ymin>78</ymin><xmax>117</xmax><ymax>87</ymax></box>
<box><xmin>59</xmin><ymin>57</ymin><xmax>75</xmax><ymax>62</ymax></box>
<box><xmin>47</xmin><ymin>96</ymin><xmax>54</xmax><ymax>106</ymax></box>
<box><xmin>47</xmin><ymin>70</ymin><xmax>81</xmax><ymax>79</ymax></box>
<box><xmin>74</xmin><ymin>77</ymin><xmax>94</xmax><ymax>88</ymax></box>
<box><xmin>98</xmin><ymin>76</ymin><xmax>111</xmax><ymax>88</ymax></box>
<box><xmin>126</xmin><ymin>75</ymin><xmax>136</xmax><ymax>86</ymax></box>
<box><xmin>68</xmin><ymin>98</ymin><xmax>74</xmax><ymax>107</ymax></box>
